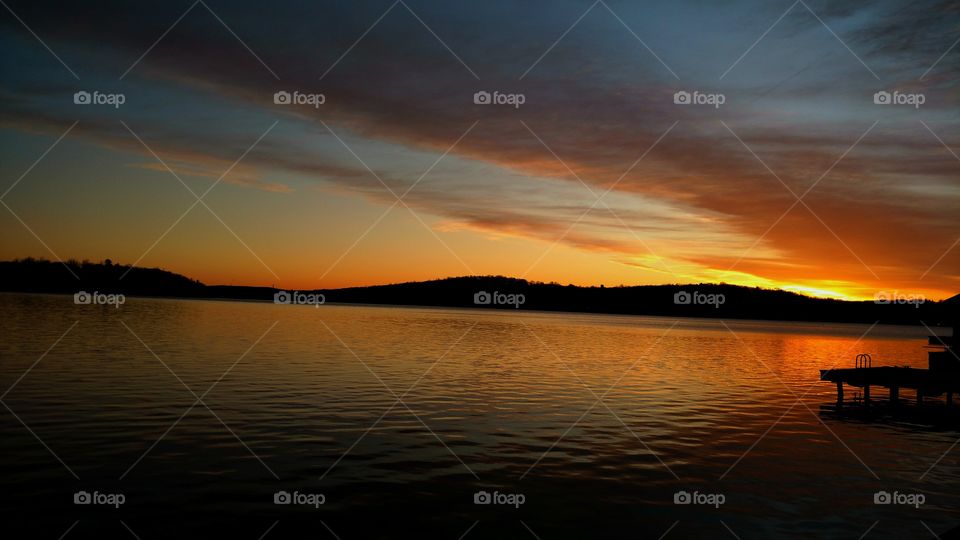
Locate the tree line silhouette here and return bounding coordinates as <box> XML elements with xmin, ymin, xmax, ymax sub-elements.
<box><xmin>2</xmin><ymin>258</ymin><xmax>956</xmax><ymax>326</ymax></box>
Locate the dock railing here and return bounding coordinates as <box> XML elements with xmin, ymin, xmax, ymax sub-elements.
<box><xmin>855</xmin><ymin>353</ymin><xmax>872</xmax><ymax>369</ymax></box>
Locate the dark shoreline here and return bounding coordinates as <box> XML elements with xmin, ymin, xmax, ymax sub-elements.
<box><xmin>2</xmin><ymin>259</ymin><xmax>956</xmax><ymax>328</ymax></box>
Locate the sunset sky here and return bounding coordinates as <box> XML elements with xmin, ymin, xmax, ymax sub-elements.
<box><xmin>1</xmin><ymin>0</ymin><xmax>958</xmax><ymax>300</ymax></box>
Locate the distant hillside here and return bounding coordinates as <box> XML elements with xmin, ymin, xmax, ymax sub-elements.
<box><xmin>0</xmin><ymin>258</ymin><xmax>205</xmax><ymax>297</ymax></box>
<box><xmin>0</xmin><ymin>258</ymin><xmax>956</xmax><ymax>326</ymax></box>
<box><xmin>318</xmin><ymin>276</ymin><xmax>958</xmax><ymax>326</ymax></box>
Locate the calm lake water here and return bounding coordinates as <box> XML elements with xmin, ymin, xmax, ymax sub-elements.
<box><xmin>1</xmin><ymin>293</ymin><xmax>957</xmax><ymax>539</ymax></box>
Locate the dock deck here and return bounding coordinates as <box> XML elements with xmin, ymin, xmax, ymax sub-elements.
<box><xmin>819</xmin><ymin>324</ymin><xmax>959</xmax><ymax>407</ymax></box>
<box><xmin>820</xmin><ymin>366</ymin><xmax>957</xmax><ymax>405</ymax></box>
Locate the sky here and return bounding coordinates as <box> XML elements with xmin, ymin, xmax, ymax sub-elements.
<box><xmin>0</xmin><ymin>0</ymin><xmax>958</xmax><ymax>300</ymax></box>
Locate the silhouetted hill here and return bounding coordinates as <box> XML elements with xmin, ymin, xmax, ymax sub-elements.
<box><xmin>0</xmin><ymin>258</ymin><xmax>204</xmax><ymax>297</ymax></box>
<box><xmin>318</xmin><ymin>276</ymin><xmax>957</xmax><ymax>326</ymax></box>
<box><xmin>0</xmin><ymin>259</ymin><xmax>956</xmax><ymax>326</ymax></box>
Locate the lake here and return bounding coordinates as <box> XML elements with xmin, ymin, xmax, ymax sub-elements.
<box><xmin>1</xmin><ymin>293</ymin><xmax>957</xmax><ymax>538</ymax></box>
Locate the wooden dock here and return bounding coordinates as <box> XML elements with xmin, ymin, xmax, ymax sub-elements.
<box><xmin>820</xmin><ymin>323</ymin><xmax>958</xmax><ymax>407</ymax></box>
